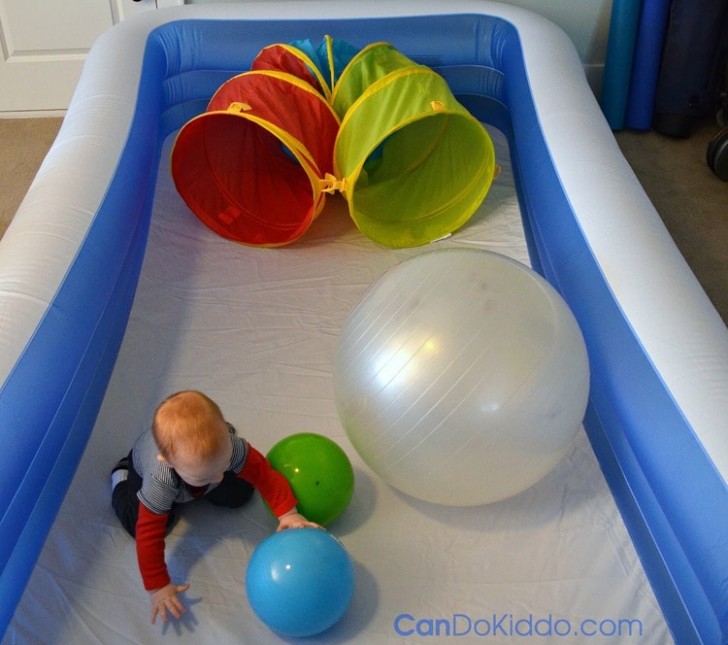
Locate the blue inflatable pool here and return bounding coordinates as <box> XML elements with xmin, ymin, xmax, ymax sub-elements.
<box><xmin>1</xmin><ymin>2</ymin><xmax>726</xmax><ymax>642</ymax></box>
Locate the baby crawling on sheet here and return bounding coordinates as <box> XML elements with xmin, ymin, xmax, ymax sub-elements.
<box><xmin>110</xmin><ymin>389</ymin><xmax>318</xmax><ymax>625</ymax></box>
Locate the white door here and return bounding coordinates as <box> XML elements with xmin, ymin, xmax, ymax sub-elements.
<box><xmin>0</xmin><ymin>0</ymin><xmax>182</xmax><ymax>114</ymax></box>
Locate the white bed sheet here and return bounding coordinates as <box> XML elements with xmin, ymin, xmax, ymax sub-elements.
<box><xmin>3</xmin><ymin>131</ymin><xmax>671</xmax><ymax>644</ymax></box>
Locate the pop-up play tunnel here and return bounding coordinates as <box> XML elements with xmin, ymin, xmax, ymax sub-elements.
<box><xmin>171</xmin><ymin>38</ymin><xmax>496</xmax><ymax>248</ymax></box>
<box><xmin>171</xmin><ymin>70</ymin><xmax>340</xmax><ymax>247</ymax></box>
<box><xmin>331</xmin><ymin>43</ymin><xmax>496</xmax><ymax>248</ymax></box>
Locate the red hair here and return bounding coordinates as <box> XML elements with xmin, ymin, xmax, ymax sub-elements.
<box><xmin>152</xmin><ymin>390</ymin><xmax>228</xmax><ymax>461</ymax></box>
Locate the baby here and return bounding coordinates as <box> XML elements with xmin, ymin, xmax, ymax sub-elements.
<box><xmin>110</xmin><ymin>390</ymin><xmax>317</xmax><ymax>624</ymax></box>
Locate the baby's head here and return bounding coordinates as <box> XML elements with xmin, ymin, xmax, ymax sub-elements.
<box><xmin>152</xmin><ymin>390</ymin><xmax>232</xmax><ymax>486</ymax></box>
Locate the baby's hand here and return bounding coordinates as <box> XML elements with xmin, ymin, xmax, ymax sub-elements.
<box><xmin>277</xmin><ymin>509</ymin><xmax>321</xmax><ymax>532</ymax></box>
<box><xmin>149</xmin><ymin>582</ymin><xmax>190</xmax><ymax>624</ymax></box>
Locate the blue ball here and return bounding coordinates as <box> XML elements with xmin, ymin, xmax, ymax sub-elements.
<box><xmin>245</xmin><ymin>528</ymin><xmax>355</xmax><ymax>637</ymax></box>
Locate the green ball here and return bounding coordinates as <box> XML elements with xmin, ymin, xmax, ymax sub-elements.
<box><xmin>267</xmin><ymin>433</ymin><xmax>355</xmax><ymax>526</ymax></box>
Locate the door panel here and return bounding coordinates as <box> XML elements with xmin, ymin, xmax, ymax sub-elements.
<box><xmin>0</xmin><ymin>0</ymin><xmax>181</xmax><ymax>113</ymax></box>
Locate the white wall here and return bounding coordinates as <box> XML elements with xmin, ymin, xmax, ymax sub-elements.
<box><xmin>184</xmin><ymin>0</ymin><xmax>613</xmax><ymax>86</ymax></box>
<box><xmin>506</xmin><ymin>0</ymin><xmax>611</xmax><ymax>80</ymax></box>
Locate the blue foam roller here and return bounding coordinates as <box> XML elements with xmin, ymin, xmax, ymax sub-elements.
<box><xmin>625</xmin><ymin>0</ymin><xmax>671</xmax><ymax>129</ymax></box>
<box><xmin>601</xmin><ymin>0</ymin><xmax>643</xmax><ymax>130</ymax></box>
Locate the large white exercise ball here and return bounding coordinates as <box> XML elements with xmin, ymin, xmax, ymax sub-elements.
<box><xmin>332</xmin><ymin>249</ymin><xmax>590</xmax><ymax>506</ymax></box>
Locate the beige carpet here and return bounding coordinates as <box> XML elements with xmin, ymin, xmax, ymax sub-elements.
<box><xmin>0</xmin><ymin>117</ymin><xmax>64</xmax><ymax>236</ymax></box>
<box><xmin>1</xmin><ymin>115</ymin><xmax>726</xmax><ymax>325</ymax></box>
<box><xmin>615</xmin><ymin>120</ymin><xmax>728</xmax><ymax>325</ymax></box>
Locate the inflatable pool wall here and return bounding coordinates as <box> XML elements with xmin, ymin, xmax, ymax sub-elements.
<box><xmin>1</xmin><ymin>2</ymin><xmax>727</xmax><ymax>641</ymax></box>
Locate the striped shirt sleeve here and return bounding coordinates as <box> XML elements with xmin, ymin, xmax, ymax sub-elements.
<box><xmin>138</xmin><ymin>462</ymin><xmax>180</xmax><ymax>515</ymax></box>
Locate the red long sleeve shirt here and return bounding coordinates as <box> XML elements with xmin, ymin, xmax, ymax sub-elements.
<box><xmin>135</xmin><ymin>445</ymin><xmax>296</xmax><ymax>591</ymax></box>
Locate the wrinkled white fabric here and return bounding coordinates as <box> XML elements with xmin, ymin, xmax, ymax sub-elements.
<box><xmin>3</xmin><ymin>132</ymin><xmax>670</xmax><ymax>644</ymax></box>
